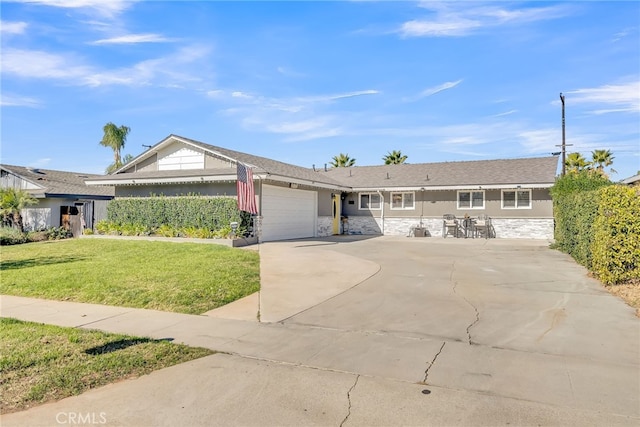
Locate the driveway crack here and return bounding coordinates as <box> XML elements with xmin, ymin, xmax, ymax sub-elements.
<box><xmin>340</xmin><ymin>375</ymin><xmax>359</xmax><ymax>427</ymax></box>
<box><xmin>422</xmin><ymin>342</ymin><xmax>446</xmax><ymax>384</ymax></box>
<box><xmin>450</xmin><ymin>261</ymin><xmax>480</xmax><ymax>345</ymax></box>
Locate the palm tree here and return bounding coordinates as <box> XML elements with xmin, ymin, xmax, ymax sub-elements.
<box><xmin>0</xmin><ymin>188</ymin><xmax>38</xmax><ymax>232</ymax></box>
<box><xmin>565</xmin><ymin>152</ymin><xmax>590</xmax><ymax>174</ymax></box>
<box><xmin>591</xmin><ymin>149</ymin><xmax>616</xmax><ymax>177</ymax></box>
<box><xmin>100</xmin><ymin>122</ymin><xmax>131</xmax><ymax>173</ymax></box>
<box><xmin>383</xmin><ymin>150</ymin><xmax>408</xmax><ymax>165</ymax></box>
<box><xmin>106</xmin><ymin>153</ymin><xmax>134</xmax><ymax>174</ymax></box>
<box><xmin>330</xmin><ymin>153</ymin><xmax>356</xmax><ymax>168</ymax></box>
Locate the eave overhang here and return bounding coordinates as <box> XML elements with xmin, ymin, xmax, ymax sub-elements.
<box><xmin>350</xmin><ymin>182</ymin><xmax>554</xmax><ymax>192</ymax></box>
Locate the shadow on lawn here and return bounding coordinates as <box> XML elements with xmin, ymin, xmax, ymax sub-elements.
<box><xmin>0</xmin><ymin>256</ymin><xmax>88</xmax><ymax>270</ymax></box>
<box><xmin>85</xmin><ymin>338</ymin><xmax>174</xmax><ymax>355</ymax></box>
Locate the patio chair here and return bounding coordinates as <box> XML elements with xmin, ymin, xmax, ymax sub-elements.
<box><xmin>474</xmin><ymin>214</ymin><xmax>491</xmax><ymax>239</ymax></box>
<box><xmin>442</xmin><ymin>214</ymin><xmax>458</xmax><ymax>238</ymax></box>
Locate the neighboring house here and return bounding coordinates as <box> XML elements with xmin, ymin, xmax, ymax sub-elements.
<box><xmin>85</xmin><ymin>134</ymin><xmax>558</xmax><ymax>241</ymax></box>
<box><xmin>621</xmin><ymin>174</ymin><xmax>640</xmax><ymax>186</ymax></box>
<box><xmin>1</xmin><ymin>165</ymin><xmax>114</xmax><ymax>235</ymax></box>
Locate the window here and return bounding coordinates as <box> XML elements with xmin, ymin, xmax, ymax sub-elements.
<box><xmin>359</xmin><ymin>193</ymin><xmax>381</xmax><ymax>210</ymax></box>
<box><xmin>457</xmin><ymin>190</ymin><xmax>484</xmax><ymax>209</ymax></box>
<box><xmin>391</xmin><ymin>192</ymin><xmax>414</xmax><ymax>210</ymax></box>
<box><xmin>502</xmin><ymin>189</ymin><xmax>532</xmax><ymax>209</ymax></box>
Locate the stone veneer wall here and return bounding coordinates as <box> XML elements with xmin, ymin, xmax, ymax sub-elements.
<box><xmin>489</xmin><ymin>218</ymin><xmax>554</xmax><ymax>240</ymax></box>
<box><xmin>317</xmin><ymin>216</ymin><xmax>333</xmax><ymax>237</ymax></box>
<box><xmin>340</xmin><ymin>216</ymin><xmax>554</xmax><ymax>240</ymax></box>
<box><xmin>343</xmin><ymin>216</ymin><xmax>383</xmax><ymax>235</ymax></box>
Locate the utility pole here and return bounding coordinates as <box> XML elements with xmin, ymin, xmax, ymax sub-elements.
<box><xmin>557</xmin><ymin>93</ymin><xmax>571</xmax><ymax>176</ymax></box>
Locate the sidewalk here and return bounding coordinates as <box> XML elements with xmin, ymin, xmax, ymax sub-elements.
<box><xmin>2</xmin><ymin>295</ymin><xmax>633</xmax><ymax>427</ymax></box>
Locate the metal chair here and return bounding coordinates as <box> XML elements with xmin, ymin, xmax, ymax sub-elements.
<box><xmin>474</xmin><ymin>214</ymin><xmax>491</xmax><ymax>239</ymax></box>
<box><xmin>442</xmin><ymin>214</ymin><xmax>458</xmax><ymax>238</ymax></box>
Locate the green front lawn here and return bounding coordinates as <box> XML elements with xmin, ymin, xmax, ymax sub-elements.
<box><xmin>0</xmin><ymin>318</ymin><xmax>214</xmax><ymax>413</ymax></box>
<box><xmin>0</xmin><ymin>239</ymin><xmax>260</xmax><ymax>314</ymax></box>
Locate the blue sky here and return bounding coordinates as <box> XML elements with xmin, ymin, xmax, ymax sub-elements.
<box><xmin>1</xmin><ymin>0</ymin><xmax>639</xmax><ymax>179</ymax></box>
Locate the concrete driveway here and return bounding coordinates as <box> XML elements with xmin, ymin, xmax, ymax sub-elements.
<box><xmin>2</xmin><ymin>236</ymin><xmax>639</xmax><ymax>426</ymax></box>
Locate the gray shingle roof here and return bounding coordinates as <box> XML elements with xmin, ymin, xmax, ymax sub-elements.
<box><xmin>320</xmin><ymin>157</ymin><xmax>559</xmax><ymax>189</ymax></box>
<box><xmin>175</xmin><ymin>135</ymin><xmax>347</xmax><ymax>187</ymax></box>
<box><xmin>85</xmin><ymin>134</ymin><xmax>559</xmax><ymax>190</ymax></box>
<box><xmin>1</xmin><ymin>165</ymin><xmax>114</xmax><ymax>198</ymax></box>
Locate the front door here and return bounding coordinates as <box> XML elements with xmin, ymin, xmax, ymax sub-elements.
<box><xmin>332</xmin><ymin>194</ymin><xmax>341</xmax><ymax>235</ymax></box>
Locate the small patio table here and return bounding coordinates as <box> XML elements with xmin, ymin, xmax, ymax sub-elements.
<box><xmin>459</xmin><ymin>217</ymin><xmax>475</xmax><ymax>238</ymax></box>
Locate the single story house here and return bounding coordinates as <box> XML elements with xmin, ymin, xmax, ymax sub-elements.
<box><xmin>621</xmin><ymin>174</ymin><xmax>640</xmax><ymax>186</ymax></box>
<box><xmin>1</xmin><ymin>164</ymin><xmax>114</xmax><ymax>235</ymax></box>
<box><xmin>85</xmin><ymin>134</ymin><xmax>559</xmax><ymax>241</ymax></box>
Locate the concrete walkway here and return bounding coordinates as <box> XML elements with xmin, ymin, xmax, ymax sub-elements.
<box><xmin>2</xmin><ymin>236</ymin><xmax>639</xmax><ymax>426</ymax></box>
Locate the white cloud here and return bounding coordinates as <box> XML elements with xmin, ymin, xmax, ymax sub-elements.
<box><xmin>493</xmin><ymin>110</ymin><xmax>518</xmax><ymax>117</ymax></box>
<box><xmin>420</xmin><ymin>79</ymin><xmax>462</xmax><ymax>97</ymax></box>
<box><xmin>401</xmin><ymin>2</ymin><xmax>571</xmax><ymax>37</ymax></box>
<box><xmin>266</xmin><ymin>119</ymin><xmax>330</xmax><ymax>134</ymax></box>
<box><xmin>231</xmin><ymin>91</ymin><xmax>254</xmax><ymax>99</ymax></box>
<box><xmin>612</xmin><ymin>27</ymin><xmax>637</xmax><ymax>43</ymax></box>
<box><xmin>403</xmin><ymin>79</ymin><xmax>462</xmax><ymax>102</ymax></box>
<box><xmin>276</xmin><ymin>66</ymin><xmax>305</xmax><ymax>78</ymax></box>
<box><xmin>91</xmin><ymin>33</ymin><xmax>174</xmax><ymax>45</ymax></box>
<box><xmin>518</xmin><ymin>129</ymin><xmax>559</xmax><ymax>154</ymax></box>
<box><xmin>401</xmin><ymin>19</ymin><xmax>480</xmax><ymax>37</ymax></box>
<box><xmin>210</xmin><ymin>88</ymin><xmax>379</xmax><ymax>142</ymax></box>
<box><xmin>318</xmin><ymin>90</ymin><xmax>379</xmax><ymax>101</ymax></box>
<box><xmin>1</xmin><ymin>21</ymin><xmax>27</xmax><ymax>34</ymax></box>
<box><xmin>1</xmin><ymin>45</ymin><xmax>212</xmax><ymax>88</ymax></box>
<box><xmin>566</xmin><ymin>80</ymin><xmax>640</xmax><ymax>114</ymax></box>
<box><xmin>1</xmin><ymin>94</ymin><xmax>41</xmax><ymax>108</ymax></box>
<box><xmin>1</xmin><ymin>48</ymin><xmax>91</xmax><ymax>80</ymax></box>
<box><xmin>8</xmin><ymin>0</ymin><xmax>134</xmax><ymax>18</ymax></box>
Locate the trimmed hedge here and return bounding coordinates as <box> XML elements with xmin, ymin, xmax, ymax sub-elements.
<box><xmin>551</xmin><ymin>172</ymin><xmax>640</xmax><ymax>285</ymax></box>
<box><xmin>591</xmin><ymin>186</ymin><xmax>640</xmax><ymax>285</ymax></box>
<box><xmin>550</xmin><ymin>172</ymin><xmax>611</xmax><ymax>267</ymax></box>
<box><xmin>107</xmin><ymin>195</ymin><xmax>243</xmax><ymax>231</ymax></box>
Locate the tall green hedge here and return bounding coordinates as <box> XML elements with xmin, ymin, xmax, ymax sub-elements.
<box><xmin>591</xmin><ymin>186</ymin><xmax>640</xmax><ymax>285</ymax></box>
<box><xmin>551</xmin><ymin>172</ymin><xmax>640</xmax><ymax>285</ymax></box>
<box><xmin>550</xmin><ymin>172</ymin><xmax>611</xmax><ymax>267</ymax></box>
<box><xmin>553</xmin><ymin>190</ymin><xmax>601</xmax><ymax>267</ymax></box>
<box><xmin>107</xmin><ymin>195</ymin><xmax>243</xmax><ymax>230</ymax></box>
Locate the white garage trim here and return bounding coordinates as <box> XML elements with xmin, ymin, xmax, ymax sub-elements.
<box><xmin>261</xmin><ymin>184</ymin><xmax>317</xmax><ymax>241</ymax></box>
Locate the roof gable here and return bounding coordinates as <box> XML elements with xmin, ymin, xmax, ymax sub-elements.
<box><xmin>113</xmin><ymin>134</ymin><xmax>347</xmax><ymax>188</ymax></box>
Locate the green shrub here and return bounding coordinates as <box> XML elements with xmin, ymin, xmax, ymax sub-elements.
<box><xmin>213</xmin><ymin>226</ymin><xmax>233</xmax><ymax>239</ymax></box>
<box><xmin>591</xmin><ymin>186</ymin><xmax>640</xmax><ymax>285</ymax></box>
<box><xmin>95</xmin><ymin>220</ymin><xmax>123</xmax><ymax>235</ymax></box>
<box><xmin>45</xmin><ymin>227</ymin><xmax>73</xmax><ymax>240</ymax></box>
<box><xmin>551</xmin><ymin>172</ymin><xmax>612</xmax><ymax>267</ymax></box>
<box><xmin>0</xmin><ymin>226</ymin><xmax>26</xmax><ymax>245</ymax></box>
<box><xmin>107</xmin><ymin>195</ymin><xmax>242</xmax><ymax>231</ymax></box>
<box><xmin>120</xmin><ymin>223</ymin><xmax>151</xmax><ymax>236</ymax></box>
<box><xmin>26</xmin><ymin>231</ymin><xmax>48</xmax><ymax>242</ymax></box>
<box><xmin>155</xmin><ymin>224</ymin><xmax>178</xmax><ymax>237</ymax></box>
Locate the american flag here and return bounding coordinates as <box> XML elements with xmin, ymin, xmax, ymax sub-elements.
<box><xmin>237</xmin><ymin>162</ymin><xmax>258</xmax><ymax>214</ymax></box>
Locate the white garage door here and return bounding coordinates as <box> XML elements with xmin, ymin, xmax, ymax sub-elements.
<box><xmin>261</xmin><ymin>184</ymin><xmax>317</xmax><ymax>241</ymax></box>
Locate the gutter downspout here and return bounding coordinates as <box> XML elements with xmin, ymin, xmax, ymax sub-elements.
<box><xmin>377</xmin><ymin>190</ymin><xmax>384</xmax><ymax>235</ymax></box>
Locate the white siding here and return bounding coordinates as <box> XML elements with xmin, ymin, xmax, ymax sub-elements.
<box><xmin>22</xmin><ymin>208</ymin><xmax>52</xmax><ymax>230</ymax></box>
<box><xmin>261</xmin><ymin>185</ymin><xmax>317</xmax><ymax>241</ymax></box>
<box><xmin>158</xmin><ymin>144</ymin><xmax>204</xmax><ymax>170</ymax></box>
